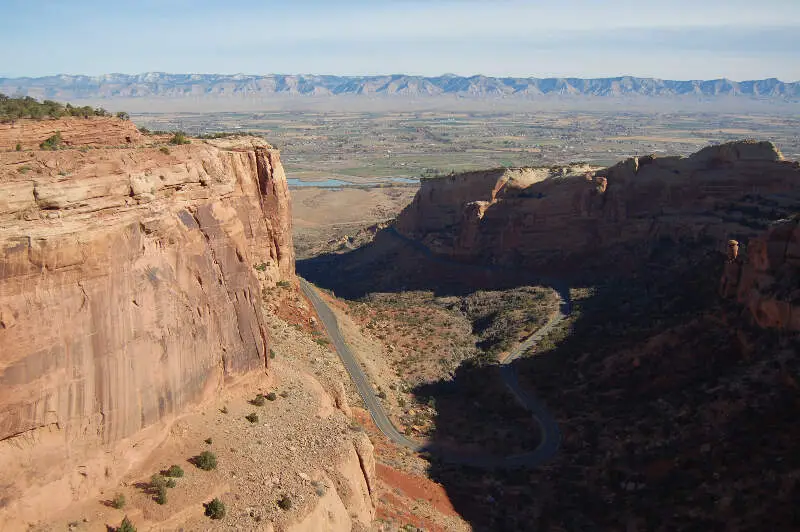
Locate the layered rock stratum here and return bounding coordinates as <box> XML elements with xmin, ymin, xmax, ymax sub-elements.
<box><xmin>0</xmin><ymin>118</ymin><xmax>295</xmax><ymax>524</ymax></box>
<box><xmin>395</xmin><ymin>141</ymin><xmax>800</xmax><ymax>272</ymax></box>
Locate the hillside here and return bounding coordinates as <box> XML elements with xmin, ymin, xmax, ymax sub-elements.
<box><xmin>2</xmin><ymin>73</ymin><xmax>799</xmax><ymax>101</ymax></box>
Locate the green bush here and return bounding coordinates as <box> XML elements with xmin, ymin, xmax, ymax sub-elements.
<box><xmin>245</xmin><ymin>412</ymin><xmax>259</xmax><ymax>423</ymax></box>
<box><xmin>15</xmin><ymin>142</ymin><xmax>21</xmax><ymax>151</ymax></box>
<box><xmin>166</xmin><ymin>465</ymin><xmax>184</xmax><ymax>478</ymax></box>
<box><xmin>254</xmin><ymin>262</ymin><xmax>267</xmax><ymax>272</ymax></box>
<box><xmin>276</xmin><ymin>280</ymin><xmax>291</xmax><ymax>288</ymax></box>
<box><xmin>116</xmin><ymin>111</ymin><xmax>130</xmax><ymax>120</ymax></box>
<box><xmin>39</xmin><ymin>132</ymin><xmax>62</xmax><ymax>150</ymax></box>
<box><xmin>150</xmin><ymin>473</ymin><xmax>167</xmax><ymax>489</ymax></box>
<box><xmin>165</xmin><ymin>478</ymin><xmax>177</xmax><ymax>488</ymax></box>
<box><xmin>205</xmin><ymin>497</ymin><xmax>226</xmax><ymax>520</ymax></box>
<box><xmin>111</xmin><ymin>493</ymin><xmax>126</xmax><ymax>509</ymax></box>
<box><xmin>195</xmin><ymin>450</ymin><xmax>217</xmax><ymax>471</ymax></box>
<box><xmin>270</xmin><ymin>349</ymin><xmax>276</xmax><ymax>359</ymax></box>
<box><xmin>117</xmin><ymin>516</ymin><xmax>136</xmax><ymax>532</ymax></box>
<box><xmin>168</xmin><ymin>132</ymin><xmax>191</xmax><ymax>145</ymax></box>
<box><xmin>266</xmin><ymin>392</ymin><xmax>277</xmax><ymax>401</ymax></box>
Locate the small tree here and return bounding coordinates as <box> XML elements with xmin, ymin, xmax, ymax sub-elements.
<box><xmin>15</xmin><ymin>143</ymin><xmax>21</xmax><ymax>151</ymax></box>
<box><xmin>116</xmin><ymin>111</ymin><xmax>130</xmax><ymax>120</ymax></box>
<box><xmin>117</xmin><ymin>516</ymin><xmax>136</xmax><ymax>532</ymax></box>
<box><xmin>155</xmin><ymin>485</ymin><xmax>168</xmax><ymax>505</ymax></box>
<box><xmin>205</xmin><ymin>498</ymin><xmax>226</xmax><ymax>520</ymax></box>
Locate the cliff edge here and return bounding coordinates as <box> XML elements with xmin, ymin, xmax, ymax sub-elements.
<box><xmin>0</xmin><ymin>118</ymin><xmax>294</xmax><ymax>524</ymax></box>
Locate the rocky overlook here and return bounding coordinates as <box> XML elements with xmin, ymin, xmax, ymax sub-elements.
<box><xmin>0</xmin><ymin>118</ymin><xmax>294</xmax><ymax>524</ymax></box>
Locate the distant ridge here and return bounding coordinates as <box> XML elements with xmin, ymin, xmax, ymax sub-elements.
<box><xmin>1</xmin><ymin>73</ymin><xmax>798</xmax><ymax>101</ymax></box>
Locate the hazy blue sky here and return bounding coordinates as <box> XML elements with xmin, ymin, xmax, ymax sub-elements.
<box><xmin>2</xmin><ymin>0</ymin><xmax>799</xmax><ymax>80</ymax></box>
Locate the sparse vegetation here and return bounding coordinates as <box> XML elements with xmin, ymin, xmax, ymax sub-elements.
<box><xmin>204</xmin><ymin>437</ymin><xmax>213</xmax><ymax>444</ymax></box>
<box><xmin>166</xmin><ymin>464</ymin><xmax>184</xmax><ymax>477</ymax></box>
<box><xmin>270</xmin><ymin>349</ymin><xmax>276</xmax><ymax>359</ymax></box>
<box><xmin>15</xmin><ymin>142</ymin><xmax>21</xmax><ymax>151</ymax></box>
<box><xmin>117</xmin><ymin>516</ymin><xmax>136</xmax><ymax>532</ymax></box>
<box><xmin>245</xmin><ymin>412</ymin><xmax>259</xmax><ymax>423</ymax></box>
<box><xmin>277</xmin><ymin>495</ymin><xmax>293</xmax><ymax>510</ymax></box>
<box><xmin>111</xmin><ymin>493</ymin><xmax>126</xmax><ymax>509</ymax></box>
<box><xmin>0</xmin><ymin>93</ymin><xmax>123</xmax><ymax>121</ymax></box>
<box><xmin>39</xmin><ymin>132</ymin><xmax>62</xmax><ymax>150</ymax></box>
<box><xmin>159</xmin><ymin>146</ymin><xmax>170</xmax><ymax>155</ymax></box>
<box><xmin>168</xmin><ymin>131</ymin><xmax>191</xmax><ymax>145</ymax></box>
<box><xmin>195</xmin><ymin>450</ymin><xmax>217</xmax><ymax>471</ymax></box>
<box><xmin>17</xmin><ymin>165</ymin><xmax>31</xmax><ymax>174</ymax></box>
<box><xmin>137</xmin><ymin>126</ymin><xmax>150</xmax><ymax>134</ymax></box>
<box><xmin>276</xmin><ymin>280</ymin><xmax>291</xmax><ymax>288</ymax></box>
<box><xmin>116</xmin><ymin>111</ymin><xmax>130</xmax><ymax>120</ymax></box>
<box><xmin>254</xmin><ymin>262</ymin><xmax>268</xmax><ymax>272</ymax></box>
<box><xmin>266</xmin><ymin>392</ymin><xmax>277</xmax><ymax>401</ymax></box>
<box><xmin>155</xmin><ymin>486</ymin><xmax>168</xmax><ymax>505</ymax></box>
<box><xmin>205</xmin><ymin>498</ymin><xmax>226</xmax><ymax>520</ymax></box>
<box><xmin>250</xmin><ymin>394</ymin><xmax>266</xmax><ymax>406</ymax></box>
<box><xmin>220</xmin><ymin>406</ymin><xmax>228</xmax><ymax>414</ymax></box>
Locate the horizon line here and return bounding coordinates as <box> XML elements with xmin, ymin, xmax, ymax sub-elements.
<box><xmin>1</xmin><ymin>72</ymin><xmax>798</xmax><ymax>84</ymax></box>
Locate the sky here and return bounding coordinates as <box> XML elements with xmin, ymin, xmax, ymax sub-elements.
<box><xmin>1</xmin><ymin>0</ymin><xmax>799</xmax><ymax>81</ymax></box>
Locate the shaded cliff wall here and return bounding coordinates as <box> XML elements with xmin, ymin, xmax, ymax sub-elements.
<box><xmin>0</xmin><ymin>130</ymin><xmax>293</xmax><ymax>521</ymax></box>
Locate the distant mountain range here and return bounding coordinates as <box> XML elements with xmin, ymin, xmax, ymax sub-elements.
<box><xmin>1</xmin><ymin>73</ymin><xmax>798</xmax><ymax>100</ymax></box>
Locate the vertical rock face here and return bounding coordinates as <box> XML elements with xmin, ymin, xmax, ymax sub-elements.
<box><xmin>395</xmin><ymin>141</ymin><xmax>799</xmax><ymax>270</ymax></box>
<box><xmin>0</xmin><ymin>123</ymin><xmax>294</xmax><ymax>520</ymax></box>
<box><xmin>723</xmin><ymin>216</ymin><xmax>800</xmax><ymax>332</ymax></box>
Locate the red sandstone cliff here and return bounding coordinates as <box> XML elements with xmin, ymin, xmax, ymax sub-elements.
<box><xmin>0</xmin><ymin>119</ymin><xmax>294</xmax><ymax>523</ymax></box>
<box><xmin>721</xmin><ymin>216</ymin><xmax>800</xmax><ymax>332</ymax></box>
<box><xmin>395</xmin><ymin>141</ymin><xmax>800</xmax><ymax>270</ymax></box>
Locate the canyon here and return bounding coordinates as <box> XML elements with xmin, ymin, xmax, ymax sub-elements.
<box><xmin>1</xmin><ymin>111</ymin><xmax>798</xmax><ymax>531</ymax></box>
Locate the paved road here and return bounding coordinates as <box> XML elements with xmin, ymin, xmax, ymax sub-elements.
<box><xmin>300</xmin><ymin>275</ymin><xmax>566</xmax><ymax>469</ymax></box>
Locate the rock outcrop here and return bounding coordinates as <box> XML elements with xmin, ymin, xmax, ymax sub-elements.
<box><xmin>395</xmin><ymin>141</ymin><xmax>799</xmax><ymax>271</ymax></box>
<box><xmin>0</xmin><ymin>118</ymin><xmax>294</xmax><ymax>523</ymax></box>
<box><xmin>721</xmin><ymin>216</ymin><xmax>800</xmax><ymax>332</ymax></box>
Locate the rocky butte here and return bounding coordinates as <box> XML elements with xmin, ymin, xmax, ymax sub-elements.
<box><xmin>0</xmin><ymin>118</ymin><xmax>376</xmax><ymax>530</ymax></box>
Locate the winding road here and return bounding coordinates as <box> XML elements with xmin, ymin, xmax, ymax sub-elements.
<box><xmin>300</xmin><ymin>275</ymin><xmax>566</xmax><ymax>469</ymax></box>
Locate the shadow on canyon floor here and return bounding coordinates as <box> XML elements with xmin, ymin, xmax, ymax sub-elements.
<box><xmin>302</xmin><ymin>230</ymin><xmax>800</xmax><ymax>530</ymax></box>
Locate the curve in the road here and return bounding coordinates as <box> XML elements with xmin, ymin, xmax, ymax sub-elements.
<box><xmin>300</xmin><ymin>272</ymin><xmax>565</xmax><ymax>469</ymax></box>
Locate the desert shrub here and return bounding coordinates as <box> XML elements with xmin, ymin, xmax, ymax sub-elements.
<box><xmin>39</xmin><ymin>132</ymin><xmax>62</xmax><ymax>150</ymax></box>
<box><xmin>270</xmin><ymin>349</ymin><xmax>276</xmax><ymax>359</ymax></box>
<box><xmin>166</xmin><ymin>464</ymin><xmax>184</xmax><ymax>477</ymax></box>
<box><xmin>168</xmin><ymin>131</ymin><xmax>190</xmax><ymax>145</ymax></box>
<box><xmin>138</xmin><ymin>126</ymin><xmax>150</xmax><ymax>134</ymax></box>
<box><xmin>314</xmin><ymin>338</ymin><xmax>330</xmax><ymax>346</ymax></box>
<box><xmin>159</xmin><ymin>146</ymin><xmax>170</xmax><ymax>155</ymax></box>
<box><xmin>155</xmin><ymin>486</ymin><xmax>167</xmax><ymax>505</ymax></box>
<box><xmin>165</xmin><ymin>478</ymin><xmax>176</xmax><ymax>488</ymax></box>
<box><xmin>280</xmin><ymin>390</ymin><xmax>289</xmax><ymax>398</ymax></box>
<box><xmin>17</xmin><ymin>166</ymin><xmax>31</xmax><ymax>174</ymax></box>
<box><xmin>277</xmin><ymin>495</ymin><xmax>292</xmax><ymax>510</ymax></box>
<box><xmin>116</xmin><ymin>111</ymin><xmax>130</xmax><ymax>120</ymax></box>
<box><xmin>266</xmin><ymin>392</ymin><xmax>277</xmax><ymax>401</ymax></box>
<box><xmin>15</xmin><ymin>142</ymin><xmax>21</xmax><ymax>151</ymax></box>
<box><xmin>220</xmin><ymin>406</ymin><xmax>228</xmax><ymax>414</ymax></box>
<box><xmin>276</xmin><ymin>280</ymin><xmax>291</xmax><ymax>288</ymax></box>
<box><xmin>245</xmin><ymin>412</ymin><xmax>259</xmax><ymax>423</ymax></box>
<box><xmin>204</xmin><ymin>437</ymin><xmax>213</xmax><ymax>444</ymax></box>
<box><xmin>250</xmin><ymin>394</ymin><xmax>266</xmax><ymax>406</ymax></box>
<box><xmin>195</xmin><ymin>451</ymin><xmax>217</xmax><ymax>470</ymax></box>
<box><xmin>117</xmin><ymin>516</ymin><xmax>136</xmax><ymax>532</ymax></box>
<box><xmin>254</xmin><ymin>262</ymin><xmax>267</xmax><ymax>272</ymax></box>
<box><xmin>205</xmin><ymin>497</ymin><xmax>226</xmax><ymax>520</ymax></box>
<box><xmin>150</xmin><ymin>473</ymin><xmax>167</xmax><ymax>489</ymax></box>
<box><xmin>111</xmin><ymin>493</ymin><xmax>126</xmax><ymax>509</ymax></box>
